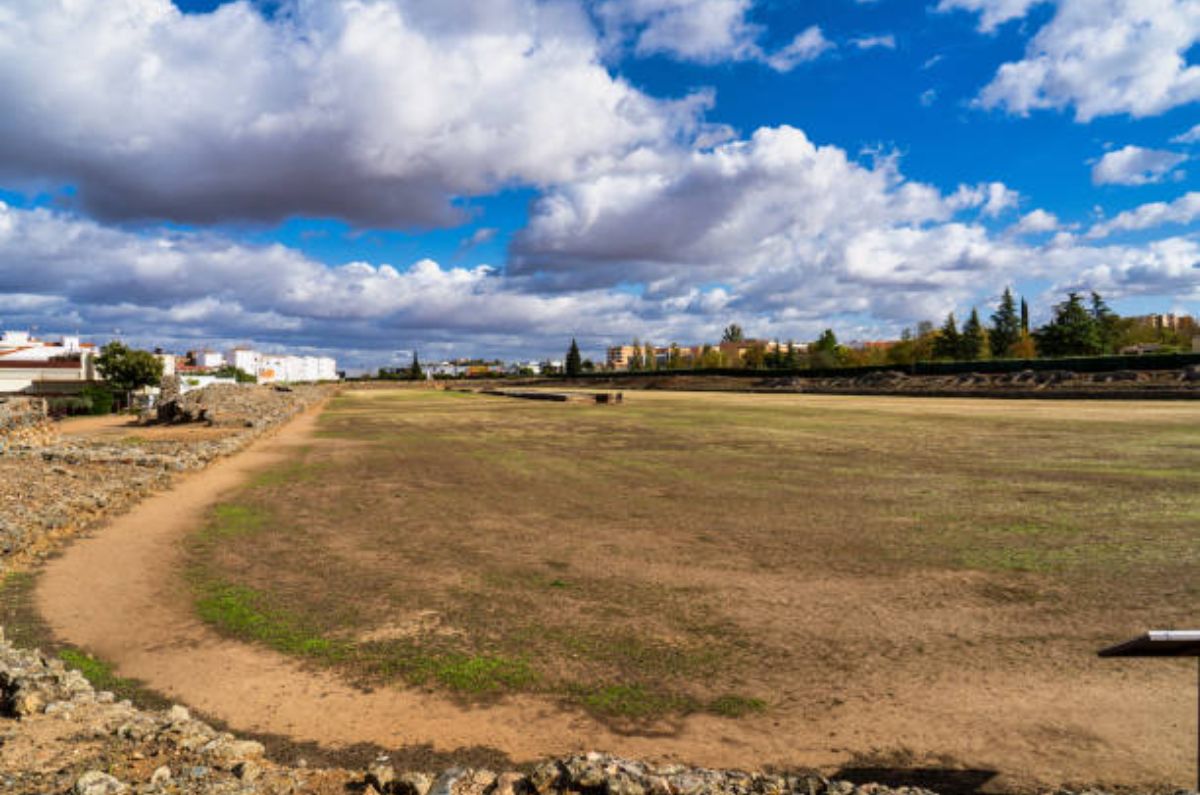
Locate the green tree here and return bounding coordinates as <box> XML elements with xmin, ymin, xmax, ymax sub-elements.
<box><xmin>565</xmin><ymin>338</ymin><xmax>582</xmax><ymax>377</ymax></box>
<box><xmin>959</xmin><ymin>308</ymin><xmax>987</xmax><ymax>360</ymax></box>
<box><xmin>1090</xmin><ymin>291</ymin><xmax>1121</xmax><ymax>354</ymax></box>
<box><xmin>95</xmin><ymin>342</ymin><xmax>164</xmax><ymax>408</ymax></box>
<box><xmin>667</xmin><ymin>343</ymin><xmax>685</xmax><ymax>369</ymax></box>
<box><xmin>810</xmin><ymin>329</ymin><xmax>841</xmax><ymax>369</ymax></box>
<box><xmin>989</xmin><ymin>288</ymin><xmax>1021</xmax><ymax>358</ymax></box>
<box><xmin>1033</xmin><ymin>292</ymin><xmax>1102</xmax><ymax>357</ymax></box>
<box><xmin>213</xmin><ymin>364</ymin><xmax>257</xmax><ymax>383</ymax></box>
<box><xmin>722</xmin><ymin>323</ymin><xmax>745</xmax><ymax>343</ymax></box>
<box><xmin>696</xmin><ymin>344</ymin><xmax>723</xmax><ymax>369</ymax></box>
<box><xmin>408</xmin><ymin>351</ymin><xmax>424</xmax><ymax>380</ymax></box>
<box><xmin>932</xmin><ymin>313</ymin><xmax>961</xmax><ymax>360</ymax></box>
<box><xmin>1020</xmin><ymin>298</ymin><xmax>1030</xmax><ymax>335</ymax></box>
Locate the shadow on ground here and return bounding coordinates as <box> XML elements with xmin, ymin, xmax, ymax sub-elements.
<box><xmin>833</xmin><ymin>767</ymin><xmax>997</xmax><ymax>795</ymax></box>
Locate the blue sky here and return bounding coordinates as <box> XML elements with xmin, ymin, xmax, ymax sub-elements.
<box><xmin>0</xmin><ymin>0</ymin><xmax>1197</xmax><ymax>367</ymax></box>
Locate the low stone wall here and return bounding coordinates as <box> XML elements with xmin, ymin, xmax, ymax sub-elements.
<box><xmin>0</xmin><ymin>397</ymin><xmax>58</xmax><ymax>453</ymax></box>
<box><xmin>0</xmin><ymin>384</ymin><xmax>332</xmax><ymax>572</ymax></box>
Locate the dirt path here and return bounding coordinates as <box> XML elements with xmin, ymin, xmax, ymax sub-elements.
<box><xmin>35</xmin><ymin>400</ymin><xmax>1196</xmax><ymax>791</ymax></box>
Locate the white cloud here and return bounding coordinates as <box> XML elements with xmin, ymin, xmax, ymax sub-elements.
<box><xmin>919</xmin><ymin>88</ymin><xmax>938</xmax><ymax>107</ymax></box>
<box><xmin>974</xmin><ymin>0</ymin><xmax>1200</xmax><ymax>121</ymax></box>
<box><xmin>1010</xmin><ymin>209</ymin><xmax>1061</xmax><ymax>235</ymax></box>
<box><xmin>1091</xmin><ymin>146</ymin><xmax>1189</xmax><ymax>186</ymax></box>
<box><xmin>1173</xmin><ymin>123</ymin><xmax>1200</xmax><ymax>145</ymax></box>
<box><xmin>0</xmin><ymin>0</ymin><xmax>709</xmax><ymax>227</ymax></box>
<box><xmin>1087</xmin><ymin>192</ymin><xmax>1200</xmax><ymax>238</ymax></box>
<box><xmin>512</xmin><ymin>126</ymin><xmax>1032</xmax><ymax>316</ymax></box>
<box><xmin>936</xmin><ymin>0</ymin><xmax>1047</xmax><ymax>32</ymax></box>
<box><xmin>595</xmin><ymin>0</ymin><xmax>759</xmax><ymax>62</ymax></box>
<box><xmin>595</xmin><ymin>1</ymin><xmax>834</xmax><ymax>71</ymax></box>
<box><xmin>764</xmin><ymin>26</ymin><xmax>836</xmax><ymax>71</ymax></box>
<box><xmin>850</xmin><ymin>34</ymin><xmax>896</xmax><ymax>50</ymax></box>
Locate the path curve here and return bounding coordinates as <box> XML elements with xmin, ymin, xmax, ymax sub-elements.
<box><xmin>34</xmin><ymin>403</ymin><xmax>813</xmax><ymax>770</ymax></box>
<box><xmin>34</xmin><ymin>400</ymin><xmax>1195</xmax><ymax>789</ymax></box>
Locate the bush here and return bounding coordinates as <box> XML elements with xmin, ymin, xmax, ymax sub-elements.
<box><xmin>80</xmin><ymin>384</ymin><xmax>115</xmax><ymax>415</ymax></box>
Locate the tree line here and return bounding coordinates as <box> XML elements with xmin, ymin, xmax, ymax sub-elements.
<box><xmin>591</xmin><ymin>289</ymin><xmax>1196</xmax><ymax>373</ymax></box>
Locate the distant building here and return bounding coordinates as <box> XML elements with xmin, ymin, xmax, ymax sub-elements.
<box><xmin>606</xmin><ymin>345</ymin><xmax>638</xmax><ymax>371</ymax></box>
<box><xmin>1138</xmin><ymin>313</ymin><xmax>1193</xmax><ymax>332</ymax></box>
<box><xmin>229</xmin><ymin>347</ymin><xmax>260</xmax><ymax>375</ymax></box>
<box><xmin>189</xmin><ymin>349</ymin><xmax>226</xmax><ymax>369</ymax></box>
<box><xmin>0</xmin><ymin>330</ymin><xmax>99</xmax><ymax>395</ymax></box>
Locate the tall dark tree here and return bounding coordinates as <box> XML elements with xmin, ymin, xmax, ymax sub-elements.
<box><xmin>721</xmin><ymin>323</ymin><xmax>745</xmax><ymax>343</ymax></box>
<box><xmin>565</xmin><ymin>338</ymin><xmax>582</xmax><ymax>377</ymax></box>
<box><xmin>408</xmin><ymin>351</ymin><xmax>424</xmax><ymax>380</ymax></box>
<box><xmin>959</xmin><ymin>308</ymin><xmax>987</xmax><ymax>360</ymax></box>
<box><xmin>1033</xmin><ymin>292</ymin><xmax>1102</xmax><ymax>357</ymax></box>
<box><xmin>989</xmin><ymin>288</ymin><xmax>1021</xmax><ymax>357</ymax></box>
<box><xmin>1020</xmin><ymin>298</ymin><xmax>1030</xmax><ymax>335</ymax></box>
<box><xmin>1090</xmin><ymin>291</ymin><xmax>1121</xmax><ymax>354</ymax></box>
<box><xmin>932</xmin><ymin>312</ymin><xmax>961</xmax><ymax>360</ymax></box>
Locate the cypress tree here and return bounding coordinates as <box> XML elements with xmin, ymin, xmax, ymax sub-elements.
<box><xmin>932</xmin><ymin>312</ymin><xmax>961</xmax><ymax>360</ymax></box>
<box><xmin>1020</xmin><ymin>298</ymin><xmax>1030</xmax><ymax>335</ymax></box>
<box><xmin>959</xmin><ymin>308</ymin><xmax>987</xmax><ymax>360</ymax></box>
<box><xmin>565</xmin><ymin>338</ymin><xmax>582</xmax><ymax>377</ymax></box>
<box><xmin>408</xmin><ymin>351</ymin><xmax>423</xmax><ymax>380</ymax></box>
<box><xmin>1090</xmin><ymin>291</ymin><xmax>1121</xmax><ymax>354</ymax></box>
<box><xmin>989</xmin><ymin>287</ymin><xmax>1021</xmax><ymax>357</ymax></box>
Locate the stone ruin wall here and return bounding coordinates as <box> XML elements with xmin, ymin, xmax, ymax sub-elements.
<box><xmin>0</xmin><ymin>397</ymin><xmax>59</xmax><ymax>453</ymax></box>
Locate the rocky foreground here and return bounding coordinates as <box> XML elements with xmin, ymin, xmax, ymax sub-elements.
<box><xmin>1</xmin><ymin>384</ymin><xmax>1193</xmax><ymax>795</ymax></box>
<box><xmin>0</xmin><ymin>631</ymin><xmax>947</xmax><ymax>795</ymax></box>
<box><xmin>0</xmin><ymin>384</ymin><xmax>329</xmax><ymax>572</ymax></box>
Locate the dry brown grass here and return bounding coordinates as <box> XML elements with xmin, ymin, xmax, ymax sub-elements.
<box><xmin>185</xmin><ymin>389</ymin><xmax>1200</xmax><ymax>737</ymax></box>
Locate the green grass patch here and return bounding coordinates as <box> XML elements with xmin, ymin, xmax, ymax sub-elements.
<box><xmin>430</xmin><ymin>654</ymin><xmax>537</xmax><ymax>694</ymax></box>
<box><xmin>194</xmin><ymin>581</ymin><xmax>345</xmax><ymax>659</ymax></box>
<box><xmin>202</xmin><ymin>503</ymin><xmax>268</xmax><ymax>540</ymax></box>
<box><xmin>58</xmin><ymin>647</ymin><xmax>140</xmax><ymax>696</ymax></box>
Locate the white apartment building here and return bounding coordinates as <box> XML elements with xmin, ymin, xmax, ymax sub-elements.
<box><xmin>252</xmin><ymin>352</ymin><xmax>338</xmax><ymax>384</ymax></box>
<box><xmin>0</xmin><ymin>331</ymin><xmax>98</xmax><ymax>395</ymax></box>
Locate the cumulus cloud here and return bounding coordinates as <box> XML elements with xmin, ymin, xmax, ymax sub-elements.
<box><xmin>595</xmin><ymin>0</ymin><xmax>833</xmax><ymax>71</ymax></box>
<box><xmin>1010</xmin><ymin>209</ymin><xmax>1061</xmax><ymax>235</ymax></box>
<box><xmin>936</xmin><ymin>0</ymin><xmax>1047</xmax><ymax>32</ymax></box>
<box><xmin>1091</xmin><ymin>146</ymin><xmax>1189</xmax><ymax>186</ymax></box>
<box><xmin>971</xmin><ymin>0</ymin><xmax>1200</xmax><ymax>121</ymax></box>
<box><xmin>511</xmin><ymin>126</ymin><xmax>1033</xmax><ymax>317</ymax></box>
<box><xmin>0</xmin><ymin>0</ymin><xmax>710</xmax><ymax>227</ymax></box>
<box><xmin>1087</xmin><ymin>192</ymin><xmax>1200</xmax><ymax>238</ymax></box>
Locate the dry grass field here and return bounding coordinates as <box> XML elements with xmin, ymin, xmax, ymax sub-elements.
<box><xmin>184</xmin><ymin>388</ymin><xmax>1200</xmax><ymax>787</ymax></box>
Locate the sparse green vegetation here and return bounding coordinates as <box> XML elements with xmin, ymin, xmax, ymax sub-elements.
<box><xmin>186</xmin><ymin>388</ymin><xmax>1200</xmax><ymax>726</ymax></box>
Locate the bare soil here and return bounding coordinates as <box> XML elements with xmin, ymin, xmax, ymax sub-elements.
<box><xmin>36</xmin><ymin>390</ymin><xmax>1200</xmax><ymax>792</ymax></box>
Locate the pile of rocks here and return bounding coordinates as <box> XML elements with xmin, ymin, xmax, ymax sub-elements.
<box><xmin>0</xmin><ymin>629</ymin><xmax>324</xmax><ymax>794</ymax></box>
<box><xmin>0</xmin><ymin>398</ymin><xmax>58</xmax><ymax>453</ymax></box>
<box><xmin>0</xmin><ymin>383</ymin><xmax>332</xmax><ymax>572</ymax></box>
<box><xmin>0</xmin><ymin>631</ymin><xmax>946</xmax><ymax>795</ymax></box>
<box><xmin>155</xmin><ymin>381</ymin><xmax>327</xmax><ymax>429</ymax></box>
